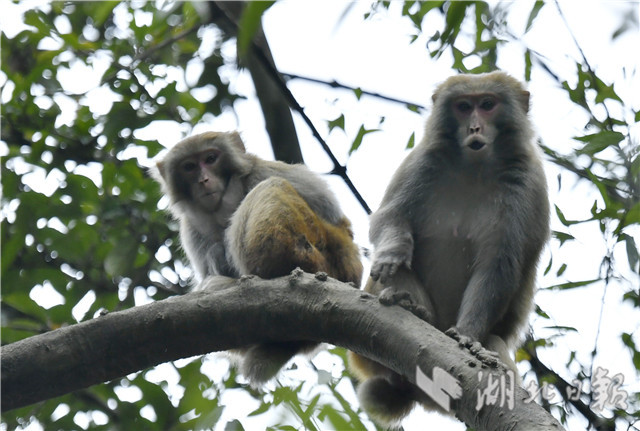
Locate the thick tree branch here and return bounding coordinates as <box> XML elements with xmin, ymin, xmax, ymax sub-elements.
<box><xmin>1</xmin><ymin>271</ymin><xmax>562</xmax><ymax>430</ymax></box>
<box><xmin>209</xmin><ymin>1</ymin><xmax>304</xmax><ymax>165</ymax></box>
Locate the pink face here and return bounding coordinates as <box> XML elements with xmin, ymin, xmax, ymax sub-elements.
<box><xmin>452</xmin><ymin>93</ymin><xmax>500</xmax><ymax>155</ymax></box>
<box><xmin>179</xmin><ymin>149</ymin><xmax>225</xmax><ymax>211</ymax></box>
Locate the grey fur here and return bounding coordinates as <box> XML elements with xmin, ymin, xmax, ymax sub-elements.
<box><xmin>351</xmin><ymin>71</ymin><xmax>550</xmax><ymax>426</ymax></box>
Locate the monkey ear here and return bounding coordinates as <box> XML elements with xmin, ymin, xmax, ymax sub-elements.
<box><xmin>154</xmin><ymin>161</ymin><xmax>167</xmax><ymax>181</ymax></box>
<box><xmin>228</xmin><ymin>132</ymin><xmax>246</xmax><ymax>153</ymax></box>
<box><xmin>520</xmin><ymin>91</ymin><xmax>530</xmax><ymax>113</ymax></box>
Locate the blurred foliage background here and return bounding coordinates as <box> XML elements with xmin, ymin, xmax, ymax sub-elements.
<box><xmin>1</xmin><ymin>1</ymin><xmax>638</xmax><ymax>430</ymax></box>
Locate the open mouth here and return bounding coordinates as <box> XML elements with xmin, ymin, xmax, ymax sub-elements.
<box><xmin>468</xmin><ymin>140</ymin><xmax>486</xmax><ymax>151</ymax></box>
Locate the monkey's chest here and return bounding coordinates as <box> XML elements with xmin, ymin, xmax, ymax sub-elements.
<box><xmin>413</xmin><ymin>198</ymin><xmax>498</xmax><ymax>329</ymax></box>
<box><xmin>423</xmin><ymin>192</ymin><xmax>497</xmax><ymax>240</ymax></box>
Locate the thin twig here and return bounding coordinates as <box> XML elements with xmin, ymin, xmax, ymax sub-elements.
<box><xmin>211</xmin><ymin>2</ymin><xmax>371</xmax><ymax>214</ymax></box>
<box><xmin>282</xmin><ymin>73</ymin><xmax>426</xmax><ymax>111</ymax></box>
<box><xmin>554</xmin><ymin>0</ymin><xmax>615</xmax><ymax>131</ymax></box>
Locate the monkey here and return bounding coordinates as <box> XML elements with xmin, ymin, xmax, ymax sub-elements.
<box><xmin>348</xmin><ymin>71</ymin><xmax>550</xmax><ymax>427</ymax></box>
<box><xmin>151</xmin><ymin>131</ymin><xmax>363</xmax><ymax>385</ymax></box>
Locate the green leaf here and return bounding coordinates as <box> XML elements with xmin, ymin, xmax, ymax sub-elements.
<box><xmin>237</xmin><ymin>2</ymin><xmax>276</xmax><ymax>56</ymax></box>
<box><xmin>591</xmin><ymin>76</ymin><xmax>623</xmax><ymax>104</ymax></box>
<box><xmin>326</xmin><ymin>380</ymin><xmax>368</xmax><ymax>429</ymax></box>
<box><xmin>525</xmin><ymin>1</ymin><xmax>545</xmax><ymax>33</ymax></box>
<box><xmin>349</xmin><ymin>125</ymin><xmax>380</xmax><ymax>154</ymax></box>
<box><xmin>90</xmin><ymin>1</ymin><xmax>119</xmax><ymax>27</ymax></box>
<box><xmin>545</xmin><ymin>279</ymin><xmax>601</xmax><ymax>290</ymax></box>
<box><xmin>556</xmin><ymin>263</ymin><xmax>567</xmax><ymax>277</ymax></box>
<box><xmin>104</xmin><ymin>235</ymin><xmax>139</xmax><ymax>277</ymax></box>
<box><xmin>555</xmin><ymin>205</ymin><xmax>582</xmax><ymax>227</ymax></box>
<box><xmin>524</xmin><ymin>49</ymin><xmax>532</xmax><ymax>81</ymax></box>
<box><xmin>249</xmin><ymin>402</ymin><xmax>271</xmax><ymax>416</ymax></box>
<box><xmin>621</xmin><ymin>333</ymin><xmax>640</xmax><ymax>371</ymax></box>
<box><xmin>327</xmin><ymin>114</ymin><xmax>345</xmax><ymax>133</ymax></box>
<box><xmin>23</xmin><ymin>9</ymin><xmax>53</xmax><ymax>35</ymax></box>
<box><xmin>621</xmin><ymin>233</ymin><xmax>640</xmax><ymax>273</ymax></box>
<box><xmin>574</xmin><ymin>131</ymin><xmax>625</xmax><ymax>155</ymax></box>
<box><xmin>623</xmin><ymin>290</ymin><xmax>640</xmax><ymax>307</ymax></box>
<box><xmin>1</xmin><ymin>226</ymin><xmax>24</xmax><ymax>274</ymax></box>
<box><xmin>224</xmin><ymin>419</ymin><xmax>245</xmax><ymax>431</ymax></box>
<box><xmin>543</xmin><ymin>256</ymin><xmax>552</xmax><ymax>275</ymax></box>
<box><xmin>406</xmin><ymin>132</ymin><xmax>416</xmax><ymax>149</ymax></box>
<box><xmin>534</xmin><ymin>305</ymin><xmax>550</xmax><ymax>319</ymax></box>
<box><xmin>544</xmin><ymin>325</ymin><xmax>579</xmax><ymax>332</ymax></box>
<box><xmin>562</xmin><ymin>75</ymin><xmax>588</xmax><ymax>110</ymax></box>
<box><xmin>442</xmin><ymin>1</ymin><xmax>467</xmax><ymax>46</ymax></box>
<box><xmin>626</xmin><ymin>201</ymin><xmax>640</xmax><ymax>225</ymax></box>
<box><xmin>406</xmin><ymin>103</ymin><xmax>421</xmax><ymax>113</ymax></box>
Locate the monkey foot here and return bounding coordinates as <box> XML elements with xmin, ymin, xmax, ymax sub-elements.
<box><xmin>378</xmin><ymin>288</ymin><xmax>433</xmax><ymax>322</ymax></box>
<box><xmin>445</xmin><ymin>328</ymin><xmax>501</xmax><ymax>368</ymax></box>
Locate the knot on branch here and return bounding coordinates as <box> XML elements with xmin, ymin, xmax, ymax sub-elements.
<box><xmin>314</xmin><ymin>272</ymin><xmax>328</xmax><ymax>281</ymax></box>
<box><xmin>239</xmin><ymin>274</ymin><xmax>255</xmax><ymax>285</ymax></box>
<box><xmin>288</xmin><ymin>268</ymin><xmax>304</xmax><ymax>286</ymax></box>
<box><xmin>330</xmin><ymin>165</ymin><xmax>347</xmax><ymax>177</ymax></box>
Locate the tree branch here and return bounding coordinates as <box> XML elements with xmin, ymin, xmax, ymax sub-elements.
<box><xmin>209</xmin><ymin>1</ymin><xmax>304</xmax><ymax>165</ymax></box>
<box><xmin>525</xmin><ymin>343</ymin><xmax>616</xmax><ymax>430</ymax></box>
<box><xmin>209</xmin><ymin>1</ymin><xmax>371</xmax><ymax>214</ymax></box>
<box><xmin>1</xmin><ymin>271</ymin><xmax>563</xmax><ymax>430</ymax></box>
<box><xmin>282</xmin><ymin>72</ymin><xmax>427</xmax><ymax>111</ymax></box>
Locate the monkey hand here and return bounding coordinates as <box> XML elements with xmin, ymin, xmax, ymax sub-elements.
<box><xmin>379</xmin><ymin>287</ymin><xmax>433</xmax><ymax>323</ymax></box>
<box><xmin>370</xmin><ymin>250</ymin><xmax>412</xmax><ymax>284</ymax></box>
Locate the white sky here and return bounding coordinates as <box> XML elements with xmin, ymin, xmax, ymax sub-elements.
<box><xmin>1</xmin><ymin>1</ymin><xmax>639</xmax><ymax>430</ymax></box>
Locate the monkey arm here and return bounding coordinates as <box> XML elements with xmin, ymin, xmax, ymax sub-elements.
<box><xmin>369</xmin><ymin>210</ymin><xmax>414</xmax><ymax>284</ymax></box>
<box><xmin>368</xmin><ymin>149</ymin><xmax>439</xmax><ymax>284</ymax></box>
<box><xmin>181</xmin><ymin>226</ymin><xmax>238</xmax><ymax>280</ymax></box>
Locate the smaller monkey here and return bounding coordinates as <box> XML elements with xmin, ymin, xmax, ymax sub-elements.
<box><xmin>151</xmin><ymin>131</ymin><xmax>362</xmax><ymax>384</ymax></box>
<box><xmin>348</xmin><ymin>71</ymin><xmax>550</xmax><ymax>427</ymax></box>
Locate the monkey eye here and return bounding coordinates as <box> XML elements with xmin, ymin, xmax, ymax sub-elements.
<box><xmin>181</xmin><ymin>161</ymin><xmax>197</xmax><ymax>172</ymax></box>
<box><xmin>480</xmin><ymin>98</ymin><xmax>496</xmax><ymax>111</ymax></box>
<box><xmin>455</xmin><ymin>101</ymin><xmax>473</xmax><ymax>113</ymax></box>
<box><xmin>204</xmin><ymin>152</ymin><xmax>219</xmax><ymax>165</ymax></box>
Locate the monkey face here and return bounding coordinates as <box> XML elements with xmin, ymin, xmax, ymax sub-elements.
<box><xmin>178</xmin><ymin>149</ymin><xmax>227</xmax><ymax>211</ymax></box>
<box><xmin>452</xmin><ymin>93</ymin><xmax>500</xmax><ymax>159</ymax></box>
